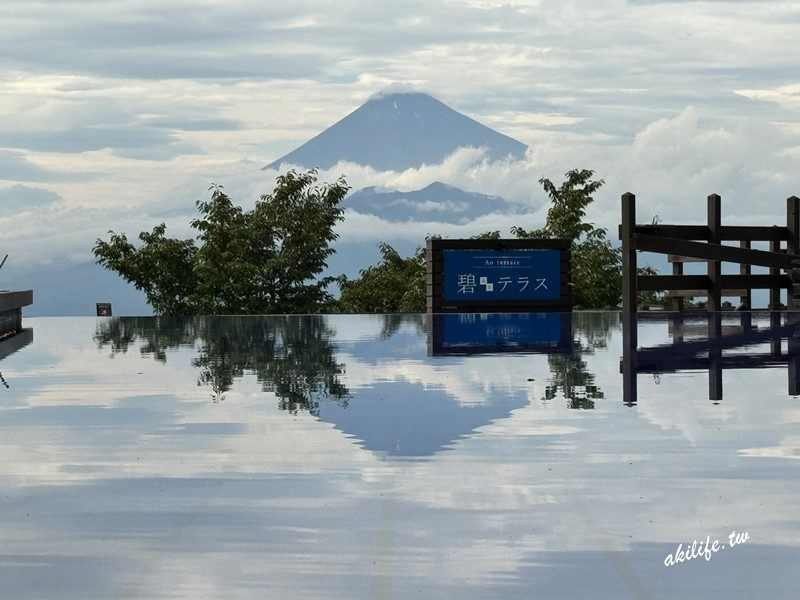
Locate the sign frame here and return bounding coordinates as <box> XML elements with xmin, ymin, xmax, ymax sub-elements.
<box><xmin>426</xmin><ymin>238</ymin><xmax>571</xmax><ymax>313</ymax></box>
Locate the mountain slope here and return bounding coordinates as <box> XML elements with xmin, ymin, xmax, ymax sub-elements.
<box><xmin>266</xmin><ymin>92</ymin><xmax>527</xmax><ymax>172</ymax></box>
<box><xmin>344</xmin><ymin>181</ymin><xmax>512</xmax><ymax>223</ymax></box>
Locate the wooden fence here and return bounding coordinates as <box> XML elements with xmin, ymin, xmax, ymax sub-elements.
<box><xmin>619</xmin><ymin>193</ymin><xmax>800</xmax><ymax>403</ymax></box>
<box><xmin>620</xmin><ymin>193</ymin><xmax>800</xmax><ymax>314</ymax></box>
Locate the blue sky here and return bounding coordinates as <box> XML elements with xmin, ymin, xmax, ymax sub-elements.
<box><xmin>1</xmin><ymin>0</ymin><xmax>799</xmax><ymax>275</ymax></box>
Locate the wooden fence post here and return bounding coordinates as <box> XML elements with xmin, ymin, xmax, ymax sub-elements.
<box><xmin>707</xmin><ymin>194</ymin><xmax>722</xmax><ymax>313</ymax></box>
<box><xmin>706</xmin><ymin>194</ymin><xmax>723</xmax><ymax>398</ymax></box>
<box><xmin>708</xmin><ymin>312</ymin><xmax>723</xmax><ymax>401</ymax></box>
<box><xmin>788</xmin><ymin>196</ymin><xmax>800</xmax><ymax>309</ymax></box>
<box><xmin>769</xmin><ymin>239</ymin><xmax>781</xmax><ymax>310</ymax></box>
<box><xmin>622</xmin><ymin>193</ymin><xmax>637</xmax><ymax>314</ymax></box>
<box><xmin>793</xmin><ymin>259</ymin><xmax>800</xmax><ymax>312</ymax></box>
<box><xmin>790</xmin><ymin>253</ymin><xmax>800</xmax><ymax>393</ymax></box>
<box><xmin>621</xmin><ymin>193</ymin><xmax>637</xmax><ymax>404</ymax></box>
<box><xmin>672</xmin><ymin>259</ymin><xmax>685</xmax><ymax>311</ymax></box>
<box><xmin>789</xmin><ymin>309</ymin><xmax>800</xmax><ymax>396</ymax></box>
<box><xmin>771</xmin><ymin>309</ymin><xmax>782</xmax><ymax>357</ymax></box>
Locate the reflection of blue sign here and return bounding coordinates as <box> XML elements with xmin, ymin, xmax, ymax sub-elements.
<box><xmin>432</xmin><ymin>312</ymin><xmax>570</xmax><ymax>355</ymax></box>
<box><xmin>443</xmin><ymin>249</ymin><xmax>561</xmax><ymax>301</ymax></box>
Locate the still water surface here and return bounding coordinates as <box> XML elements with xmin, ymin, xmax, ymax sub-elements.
<box><xmin>0</xmin><ymin>313</ymin><xmax>798</xmax><ymax>598</ymax></box>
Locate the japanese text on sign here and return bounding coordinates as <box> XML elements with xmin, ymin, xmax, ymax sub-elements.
<box><xmin>442</xmin><ymin>249</ymin><xmax>561</xmax><ymax>301</ymax></box>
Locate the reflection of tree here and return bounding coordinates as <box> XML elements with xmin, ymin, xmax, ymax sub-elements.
<box><xmin>380</xmin><ymin>313</ymin><xmax>425</xmax><ymax>339</ymax></box>
<box><xmin>545</xmin><ymin>343</ymin><xmax>604</xmax><ymax>409</ymax></box>
<box><xmin>544</xmin><ymin>312</ymin><xmax>617</xmax><ymax>409</ymax></box>
<box><xmin>95</xmin><ymin>317</ymin><xmax>198</xmax><ymax>362</ymax></box>
<box><xmin>95</xmin><ymin>316</ymin><xmax>348</xmax><ymax>413</ymax></box>
<box><xmin>573</xmin><ymin>312</ymin><xmax>619</xmax><ymax>349</ymax></box>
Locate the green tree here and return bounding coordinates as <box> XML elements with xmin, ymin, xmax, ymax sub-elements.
<box><xmin>336</xmin><ymin>243</ymin><xmax>427</xmax><ymax>313</ymax></box>
<box><xmin>509</xmin><ymin>169</ymin><xmax>622</xmax><ymax>308</ymax></box>
<box><xmin>635</xmin><ymin>265</ymin><xmax>668</xmax><ymax>307</ymax></box>
<box><xmin>94</xmin><ymin>170</ymin><xmax>349</xmax><ymax>315</ymax></box>
<box><xmin>512</xmin><ymin>169</ymin><xmax>605</xmax><ymax>242</ymax></box>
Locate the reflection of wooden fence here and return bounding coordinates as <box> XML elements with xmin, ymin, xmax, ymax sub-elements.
<box><xmin>622</xmin><ymin>312</ymin><xmax>800</xmax><ymax>404</ymax></box>
<box><xmin>0</xmin><ymin>291</ymin><xmax>33</xmax><ymax>339</ymax></box>
<box><xmin>0</xmin><ymin>327</ymin><xmax>33</xmax><ymax>362</ymax></box>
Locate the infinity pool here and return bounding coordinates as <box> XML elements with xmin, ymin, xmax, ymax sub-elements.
<box><xmin>0</xmin><ymin>313</ymin><xmax>798</xmax><ymax>598</ymax></box>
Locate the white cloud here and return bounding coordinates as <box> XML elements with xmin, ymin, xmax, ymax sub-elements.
<box><xmin>0</xmin><ymin>0</ymin><xmax>798</xmax><ymax>300</ymax></box>
<box><xmin>5</xmin><ymin>101</ymin><xmax>800</xmax><ymax>276</ymax></box>
<box><xmin>735</xmin><ymin>82</ymin><xmax>800</xmax><ymax>112</ymax></box>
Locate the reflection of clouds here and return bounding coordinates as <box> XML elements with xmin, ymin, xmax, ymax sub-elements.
<box><xmin>740</xmin><ymin>436</ymin><xmax>800</xmax><ymax>460</ymax></box>
<box><xmin>2</xmin><ymin>316</ymin><xmax>800</xmax><ymax>596</ymax></box>
<box><xmin>342</xmin><ymin>354</ymin><xmax>550</xmax><ymax>406</ymax></box>
<box><xmin>337</xmin><ymin>314</ymin><xmax>554</xmax><ymax>406</ymax></box>
<box><xmin>624</xmin><ymin>317</ymin><xmax>800</xmax><ymax>452</ymax></box>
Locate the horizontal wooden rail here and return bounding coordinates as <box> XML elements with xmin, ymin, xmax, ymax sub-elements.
<box><xmin>635</xmin><ymin>354</ymin><xmax>790</xmax><ymax>373</ymax></box>
<box><xmin>619</xmin><ymin>224</ymin><xmax>790</xmax><ymax>242</ymax></box>
<box><xmin>668</xmin><ymin>255</ymin><xmax>706</xmax><ymax>263</ymax></box>
<box><xmin>666</xmin><ymin>289</ymin><xmax>747</xmax><ymax>298</ymax></box>
<box><xmin>638</xmin><ymin>274</ymin><xmax>792</xmax><ymax>291</ymax></box>
<box><xmin>634</xmin><ymin>234</ymin><xmax>797</xmax><ymax>269</ymax></box>
<box><xmin>641</xmin><ymin>320</ymin><xmax>797</xmax><ymax>353</ymax></box>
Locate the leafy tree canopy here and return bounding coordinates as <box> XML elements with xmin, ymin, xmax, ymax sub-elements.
<box><xmin>492</xmin><ymin>169</ymin><xmax>619</xmax><ymax>308</ymax></box>
<box><xmin>510</xmin><ymin>170</ymin><xmax>659</xmax><ymax>308</ymax></box>
<box><xmin>336</xmin><ymin>243</ymin><xmax>427</xmax><ymax>313</ymax></box>
<box><xmin>511</xmin><ymin>169</ymin><xmax>605</xmax><ymax>242</ymax></box>
<box><xmin>94</xmin><ymin>170</ymin><xmax>349</xmax><ymax>315</ymax></box>
<box><xmin>337</xmin><ymin>170</ymin><xmax>624</xmax><ymax>312</ymax></box>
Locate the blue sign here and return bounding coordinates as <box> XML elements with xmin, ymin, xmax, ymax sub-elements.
<box><xmin>442</xmin><ymin>249</ymin><xmax>561</xmax><ymax>301</ymax></box>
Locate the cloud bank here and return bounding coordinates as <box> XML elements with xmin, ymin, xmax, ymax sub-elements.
<box><xmin>0</xmin><ymin>0</ymin><xmax>798</xmax><ymax>312</ymax></box>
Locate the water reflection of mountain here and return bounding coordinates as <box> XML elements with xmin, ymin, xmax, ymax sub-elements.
<box><xmin>94</xmin><ymin>313</ymin><xmax>616</xmax><ymax>457</ymax></box>
<box><xmin>319</xmin><ymin>381</ymin><xmax>527</xmax><ymax>457</ymax></box>
<box><xmin>329</xmin><ymin>313</ymin><xmax>616</xmax><ymax>456</ymax></box>
<box><xmin>330</xmin><ymin>314</ymin><xmax>531</xmax><ymax>456</ymax></box>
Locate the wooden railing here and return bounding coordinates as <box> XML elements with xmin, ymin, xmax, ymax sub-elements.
<box><xmin>620</xmin><ymin>193</ymin><xmax>800</xmax><ymax>314</ymax></box>
<box><xmin>618</xmin><ymin>193</ymin><xmax>799</xmax><ymax>403</ymax></box>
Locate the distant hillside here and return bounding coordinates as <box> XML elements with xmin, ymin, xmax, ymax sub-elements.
<box><xmin>344</xmin><ymin>181</ymin><xmax>515</xmax><ymax>224</ymax></box>
<box><xmin>4</xmin><ymin>261</ymin><xmax>150</xmax><ymax>317</ymax></box>
<box><xmin>266</xmin><ymin>91</ymin><xmax>527</xmax><ymax>172</ymax></box>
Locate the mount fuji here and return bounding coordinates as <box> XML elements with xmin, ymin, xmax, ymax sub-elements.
<box><xmin>266</xmin><ymin>91</ymin><xmax>527</xmax><ymax>172</ymax></box>
<box><xmin>21</xmin><ymin>92</ymin><xmax>530</xmax><ymax>316</ymax></box>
